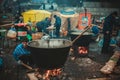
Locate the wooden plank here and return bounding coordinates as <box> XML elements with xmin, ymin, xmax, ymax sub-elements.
<box><xmin>27</xmin><ymin>73</ymin><xmax>38</xmax><ymax>80</ymax></box>
<box><xmin>100</xmin><ymin>51</ymin><xmax>120</xmax><ymax>74</ymax></box>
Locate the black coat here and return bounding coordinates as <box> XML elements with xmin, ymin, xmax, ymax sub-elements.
<box><xmin>103</xmin><ymin>14</ymin><xmax>116</xmax><ymax>34</ymax></box>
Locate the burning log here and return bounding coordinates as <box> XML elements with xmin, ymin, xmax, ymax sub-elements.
<box><xmin>100</xmin><ymin>51</ymin><xmax>120</xmax><ymax>74</ymax></box>
<box><xmin>27</xmin><ymin>68</ymin><xmax>63</xmax><ymax>80</ymax></box>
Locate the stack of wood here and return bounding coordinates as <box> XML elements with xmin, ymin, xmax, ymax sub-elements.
<box><xmin>100</xmin><ymin>51</ymin><xmax>120</xmax><ymax>74</ymax></box>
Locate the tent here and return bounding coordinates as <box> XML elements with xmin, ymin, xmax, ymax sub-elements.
<box><xmin>51</xmin><ymin>10</ymin><xmax>79</xmax><ymax>30</ymax></box>
<box><xmin>22</xmin><ymin>10</ymin><xmax>51</xmax><ymax>23</ymax></box>
<box><xmin>50</xmin><ymin>10</ymin><xmax>79</xmax><ymax>36</ymax></box>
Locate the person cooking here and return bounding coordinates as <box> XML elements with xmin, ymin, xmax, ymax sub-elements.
<box><xmin>54</xmin><ymin>15</ymin><xmax>61</xmax><ymax>38</ymax></box>
<box><xmin>13</xmin><ymin>38</ymin><xmax>33</xmax><ymax>65</ymax></box>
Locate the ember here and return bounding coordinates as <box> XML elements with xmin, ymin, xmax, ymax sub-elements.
<box><xmin>43</xmin><ymin>68</ymin><xmax>62</xmax><ymax>80</ymax></box>
<box><xmin>34</xmin><ymin>68</ymin><xmax>63</xmax><ymax>80</ymax></box>
<box><xmin>78</xmin><ymin>46</ymin><xmax>88</xmax><ymax>54</ymax></box>
<box><xmin>71</xmin><ymin>45</ymin><xmax>89</xmax><ymax>59</ymax></box>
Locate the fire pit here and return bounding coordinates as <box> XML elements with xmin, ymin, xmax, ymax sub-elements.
<box><xmin>27</xmin><ymin>68</ymin><xmax>70</xmax><ymax>80</ymax></box>
<box><xmin>27</xmin><ymin>39</ymin><xmax>72</xmax><ymax>70</ymax></box>
<box><xmin>70</xmin><ymin>31</ymin><xmax>93</xmax><ymax>56</ymax></box>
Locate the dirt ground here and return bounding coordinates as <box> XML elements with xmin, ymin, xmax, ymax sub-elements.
<box><xmin>0</xmin><ymin>14</ymin><xmax>120</xmax><ymax>80</ymax></box>
<box><xmin>0</xmin><ymin>39</ymin><xmax>120</xmax><ymax>80</ymax></box>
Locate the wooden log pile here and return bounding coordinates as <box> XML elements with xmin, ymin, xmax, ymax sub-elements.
<box><xmin>100</xmin><ymin>51</ymin><xmax>120</xmax><ymax>74</ymax></box>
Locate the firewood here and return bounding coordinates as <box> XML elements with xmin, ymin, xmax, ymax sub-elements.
<box><xmin>86</xmin><ymin>77</ymin><xmax>110</xmax><ymax>80</ymax></box>
<box><xmin>100</xmin><ymin>51</ymin><xmax>120</xmax><ymax>74</ymax></box>
<box><xmin>20</xmin><ymin>61</ymin><xmax>33</xmax><ymax>70</ymax></box>
<box><xmin>27</xmin><ymin>73</ymin><xmax>38</xmax><ymax>80</ymax></box>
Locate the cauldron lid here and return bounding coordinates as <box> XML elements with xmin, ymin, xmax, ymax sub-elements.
<box><xmin>27</xmin><ymin>39</ymin><xmax>72</xmax><ymax>49</ymax></box>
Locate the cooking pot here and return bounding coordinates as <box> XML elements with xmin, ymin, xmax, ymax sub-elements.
<box><xmin>27</xmin><ymin>39</ymin><xmax>72</xmax><ymax>70</ymax></box>
<box><xmin>70</xmin><ymin>31</ymin><xmax>92</xmax><ymax>46</ymax></box>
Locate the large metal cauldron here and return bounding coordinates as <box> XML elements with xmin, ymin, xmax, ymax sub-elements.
<box><xmin>27</xmin><ymin>39</ymin><xmax>72</xmax><ymax>70</ymax></box>
<box><xmin>70</xmin><ymin>31</ymin><xmax>92</xmax><ymax>46</ymax></box>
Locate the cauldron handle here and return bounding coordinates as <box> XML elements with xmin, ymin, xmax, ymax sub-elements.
<box><xmin>71</xmin><ymin>26</ymin><xmax>90</xmax><ymax>45</ymax></box>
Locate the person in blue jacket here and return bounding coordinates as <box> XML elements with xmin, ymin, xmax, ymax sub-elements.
<box><xmin>54</xmin><ymin>15</ymin><xmax>61</xmax><ymax>38</ymax></box>
<box><xmin>101</xmin><ymin>11</ymin><xmax>118</xmax><ymax>54</ymax></box>
<box><xmin>36</xmin><ymin>17</ymin><xmax>51</xmax><ymax>33</ymax></box>
<box><xmin>13</xmin><ymin>38</ymin><xmax>33</xmax><ymax>65</ymax></box>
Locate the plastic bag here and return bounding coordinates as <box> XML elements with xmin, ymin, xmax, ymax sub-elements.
<box><xmin>7</xmin><ymin>28</ymin><xmax>17</xmax><ymax>38</ymax></box>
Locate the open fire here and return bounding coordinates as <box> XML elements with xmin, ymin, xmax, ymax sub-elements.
<box><xmin>33</xmin><ymin>68</ymin><xmax>63</xmax><ymax>80</ymax></box>
<box><xmin>70</xmin><ymin>46</ymin><xmax>88</xmax><ymax>60</ymax></box>
<box><xmin>78</xmin><ymin>46</ymin><xmax>88</xmax><ymax>54</ymax></box>
<box><xmin>72</xmin><ymin>45</ymin><xmax>88</xmax><ymax>56</ymax></box>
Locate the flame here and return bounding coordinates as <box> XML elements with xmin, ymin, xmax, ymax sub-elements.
<box><xmin>78</xmin><ymin>46</ymin><xmax>88</xmax><ymax>54</ymax></box>
<box><xmin>35</xmin><ymin>68</ymin><xmax>62</xmax><ymax>80</ymax></box>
